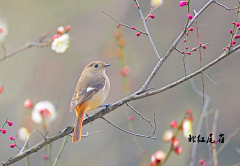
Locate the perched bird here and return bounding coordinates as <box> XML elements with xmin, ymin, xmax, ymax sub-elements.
<box><xmin>70</xmin><ymin>61</ymin><xmax>110</xmax><ymax>143</ymax></box>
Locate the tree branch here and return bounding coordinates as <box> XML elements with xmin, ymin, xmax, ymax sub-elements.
<box><xmin>2</xmin><ymin>43</ymin><xmax>239</xmax><ymax>166</ymax></box>
<box><xmin>1</xmin><ymin>1</ymin><xmax>238</xmax><ymax>165</ymax></box>
<box><xmin>0</xmin><ymin>33</ymin><xmax>51</xmax><ymax>62</ymax></box>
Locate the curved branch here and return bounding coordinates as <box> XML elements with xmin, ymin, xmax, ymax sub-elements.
<box><xmin>1</xmin><ymin>0</ymin><xmax>238</xmax><ymax>165</ymax></box>
<box><xmin>0</xmin><ymin>33</ymin><xmax>51</xmax><ymax>62</ymax></box>
<box><xmin>1</xmin><ymin>44</ymin><xmax>239</xmax><ymax>166</ymax></box>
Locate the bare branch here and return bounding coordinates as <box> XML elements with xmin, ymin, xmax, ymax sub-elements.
<box><xmin>102</xmin><ymin>11</ymin><xmax>147</xmax><ymax>35</ymax></box>
<box><xmin>101</xmin><ymin>117</ymin><xmax>156</xmax><ymax>140</ymax></box>
<box><xmin>134</xmin><ymin>45</ymin><xmax>240</xmax><ymax>100</ymax></box>
<box><xmin>139</xmin><ymin>0</ymin><xmax>215</xmax><ymax>92</ymax></box>
<box><xmin>214</xmin><ymin>1</ymin><xmax>237</xmax><ymax>10</ymax></box>
<box><xmin>134</xmin><ymin>0</ymin><xmax>161</xmax><ymax>60</ymax></box>
<box><xmin>1</xmin><ymin>1</ymin><xmax>240</xmax><ymax>165</ymax></box>
<box><xmin>81</xmin><ymin>131</ymin><xmax>101</xmax><ymax>138</ymax></box>
<box><xmin>0</xmin><ymin>33</ymin><xmax>50</xmax><ymax>62</ymax></box>
<box><xmin>20</xmin><ymin>129</ymin><xmax>36</xmax><ymax>154</ymax></box>
<box><xmin>52</xmin><ymin>136</ymin><xmax>68</xmax><ymax>166</ymax></box>
<box><xmin>126</xmin><ymin>102</ymin><xmax>155</xmax><ymax>127</ymax></box>
<box><xmin>202</xmin><ymin>72</ymin><xmax>217</xmax><ymax>85</ymax></box>
<box><xmin>189</xmin><ymin>78</ymin><xmax>211</xmax><ymax>166</ymax></box>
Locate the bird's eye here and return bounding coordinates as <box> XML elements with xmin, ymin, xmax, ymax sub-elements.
<box><xmin>94</xmin><ymin>64</ymin><xmax>98</xmax><ymax>68</ymax></box>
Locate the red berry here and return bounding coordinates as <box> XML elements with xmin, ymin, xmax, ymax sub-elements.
<box><xmin>174</xmin><ymin>146</ymin><xmax>183</xmax><ymax>154</ymax></box>
<box><xmin>10</xmin><ymin>144</ymin><xmax>16</xmax><ymax>148</ymax></box>
<box><xmin>52</xmin><ymin>34</ymin><xmax>58</xmax><ymax>41</ymax></box>
<box><xmin>188</xmin><ymin>116</ymin><xmax>193</xmax><ymax>121</ymax></box>
<box><xmin>24</xmin><ymin>99</ymin><xmax>33</xmax><ymax>108</ymax></box>
<box><xmin>136</xmin><ymin>32</ymin><xmax>141</xmax><ymax>36</ymax></box>
<box><xmin>187</xmin><ymin>52</ymin><xmax>191</xmax><ymax>55</ymax></box>
<box><xmin>199</xmin><ymin>159</ymin><xmax>205</xmax><ymax>164</ymax></box>
<box><xmin>179</xmin><ymin>1</ymin><xmax>187</xmax><ymax>7</ymax></box>
<box><xmin>187</xmin><ymin>109</ymin><xmax>192</xmax><ymax>114</ymax></box>
<box><xmin>154</xmin><ymin>150</ymin><xmax>166</xmax><ymax>164</ymax></box>
<box><xmin>116</xmin><ymin>23</ymin><xmax>121</xmax><ymax>28</ymax></box>
<box><xmin>0</xmin><ymin>86</ymin><xmax>3</xmax><ymax>94</ymax></box>
<box><xmin>65</xmin><ymin>25</ymin><xmax>71</xmax><ymax>32</ymax></box>
<box><xmin>131</xmin><ymin>26</ymin><xmax>136</xmax><ymax>30</ymax></box>
<box><xmin>183</xmin><ymin>39</ymin><xmax>186</xmax><ymax>42</ymax></box>
<box><xmin>163</xmin><ymin>130</ymin><xmax>174</xmax><ymax>142</ymax></box>
<box><xmin>228</xmin><ymin>134</ymin><xmax>232</xmax><ymax>138</ymax></box>
<box><xmin>202</xmin><ymin>45</ymin><xmax>207</xmax><ymax>49</ymax></box>
<box><xmin>149</xmin><ymin>14</ymin><xmax>155</xmax><ymax>19</ymax></box>
<box><xmin>232</xmin><ymin>40</ymin><xmax>236</xmax><ymax>45</ymax></box>
<box><xmin>170</xmin><ymin>120</ymin><xmax>178</xmax><ymax>128</ymax></box>
<box><xmin>8</xmin><ymin>121</ymin><xmax>13</xmax><ymax>126</ymax></box>
<box><xmin>188</xmin><ymin>27</ymin><xmax>193</xmax><ymax>31</ymax></box>
<box><xmin>43</xmin><ymin>155</ymin><xmax>48</xmax><ymax>160</ymax></box>
<box><xmin>223</xmin><ymin>48</ymin><xmax>226</xmax><ymax>50</ymax></box>
<box><xmin>57</xmin><ymin>26</ymin><xmax>65</xmax><ymax>34</ymax></box>
<box><xmin>186</xmin><ymin>32</ymin><xmax>189</xmax><ymax>35</ymax></box>
<box><xmin>172</xmin><ymin>138</ymin><xmax>180</xmax><ymax>147</ymax></box>
<box><xmin>10</xmin><ymin>136</ymin><xmax>15</xmax><ymax>140</ymax></box>
<box><xmin>120</xmin><ymin>66</ymin><xmax>130</xmax><ymax>76</ymax></box>
<box><xmin>129</xmin><ymin>115</ymin><xmax>135</xmax><ymax>121</ymax></box>
<box><xmin>2</xmin><ymin>129</ymin><xmax>6</xmax><ymax>134</ymax></box>
<box><xmin>235</xmin><ymin>34</ymin><xmax>240</xmax><ymax>39</ymax></box>
<box><xmin>230</xmin><ymin>29</ymin><xmax>233</xmax><ymax>34</ymax></box>
<box><xmin>188</xmin><ymin>13</ymin><xmax>193</xmax><ymax>19</ymax></box>
<box><xmin>186</xmin><ymin>46</ymin><xmax>189</xmax><ymax>49</ymax></box>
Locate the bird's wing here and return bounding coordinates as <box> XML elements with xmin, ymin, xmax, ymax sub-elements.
<box><xmin>70</xmin><ymin>76</ymin><xmax>105</xmax><ymax>112</ymax></box>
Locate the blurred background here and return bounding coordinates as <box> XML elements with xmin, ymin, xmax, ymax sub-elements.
<box><xmin>0</xmin><ymin>0</ymin><xmax>240</xmax><ymax>165</ymax></box>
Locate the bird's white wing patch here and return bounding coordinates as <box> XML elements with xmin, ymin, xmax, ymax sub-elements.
<box><xmin>86</xmin><ymin>87</ymin><xmax>94</xmax><ymax>92</ymax></box>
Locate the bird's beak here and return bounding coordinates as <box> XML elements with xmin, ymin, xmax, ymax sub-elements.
<box><xmin>104</xmin><ymin>64</ymin><xmax>111</xmax><ymax>68</ymax></box>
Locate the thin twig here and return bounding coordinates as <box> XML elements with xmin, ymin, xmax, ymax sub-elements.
<box><xmin>163</xmin><ymin>111</ymin><xmax>188</xmax><ymax>164</ymax></box>
<box><xmin>144</xmin><ymin>6</ymin><xmax>158</xmax><ymax>20</ymax></box>
<box><xmin>0</xmin><ymin>33</ymin><xmax>50</xmax><ymax>62</ymax></box>
<box><xmin>194</xmin><ymin>12</ymin><xmax>205</xmax><ymax>105</ymax></box>
<box><xmin>134</xmin><ymin>45</ymin><xmax>240</xmax><ymax>100</ymax></box>
<box><xmin>1</xmin><ymin>1</ymin><xmax>239</xmax><ymax>165</ymax></box>
<box><xmin>202</xmin><ymin>72</ymin><xmax>217</xmax><ymax>85</ymax></box>
<box><xmin>20</xmin><ymin>129</ymin><xmax>36</xmax><ymax>154</ymax></box>
<box><xmin>212</xmin><ymin>110</ymin><xmax>219</xmax><ymax>166</ymax></box>
<box><xmin>139</xmin><ymin>0</ymin><xmax>216</xmax><ymax>92</ymax></box>
<box><xmin>126</xmin><ymin>102</ymin><xmax>154</xmax><ymax>127</ymax></box>
<box><xmin>214</xmin><ymin>1</ymin><xmax>237</xmax><ymax>10</ymax></box>
<box><xmin>228</xmin><ymin>1</ymin><xmax>240</xmax><ymax>51</ymax></box>
<box><xmin>189</xmin><ymin>78</ymin><xmax>211</xmax><ymax>166</ymax></box>
<box><xmin>175</xmin><ymin>47</ymin><xmax>182</xmax><ymax>53</ymax></box>
<box><xmin>217</xmin><ymin>128</ymin><xmax>239</xmax><ymax>155</ymax></box>
<box><xmin>136</xmin><ymin>86</ymin><xmax>155</xmax><ymax>95</ymax></box>
<box><xmin>35</xmin><ymin>129</ymin><xmax>48</xmax><ymax>140</ymax></box>
<box><xmin>134</xmin><ymin>0</ymin><xmax>161</xmax><ymax>60</ymax></box>
<box><xmin>52</xmin><ymin>136</ymin><xmax>68</xmax><ymax>166</ymax></box>
<box><xmin>114</xmin><ymin>140</ymin><xmax>126</xmax><ymax>166</ymax></box>
<box><xmin>1</xmin><ymin>44</ymin><xmax>239</xmax><ymax>166</ymax></box>
<box><xmin>101</xmin><ymin>117</ymin><xmax>156</xmax><ymax>140</ymax></box>
<box><xmin>102</xmin><ymin>11</ymin><xmax>147</xmax><ymax>35</ymax></box>
<box><xmin>81</xmin><ymin>131</ymin><xmax>101</xmax><ymax>138</ymax></box>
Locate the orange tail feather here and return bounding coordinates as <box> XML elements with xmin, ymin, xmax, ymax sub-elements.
<box><xmin>72</xmin><ymin>104</ymin><xmax>86</xmax><ymax>143</ymax></box>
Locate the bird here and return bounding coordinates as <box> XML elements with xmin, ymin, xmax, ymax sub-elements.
<box><xmin>70</xmin><ymin>61</ymin><xmax>110</xmax><ymax>143</ymax></box>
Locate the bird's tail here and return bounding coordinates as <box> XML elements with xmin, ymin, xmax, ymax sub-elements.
<box><xmin>72</xmin><ymin>105</ymin><xmax>86</xmax><ymax>143</ymax></box>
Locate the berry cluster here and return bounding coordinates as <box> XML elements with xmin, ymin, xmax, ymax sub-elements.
<box><xmin>52</xmin><ymin>25</ymin><xmax>71</xmax><ymax>41</ymax></box>
<box><xmin>149</xmin><ymin>110</ymin><xmax>193</xmax><ymax>166</ymax></box>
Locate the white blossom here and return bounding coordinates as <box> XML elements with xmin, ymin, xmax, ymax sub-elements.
<box><xmin>31</xmin><ymin>101</ymin><xmax>57</xmax><ymax>124</ymax></box>
<box><xmin>51</xmin><ymin>33</ymin><xmax>70</xmax><ymax>53</ymax></box>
